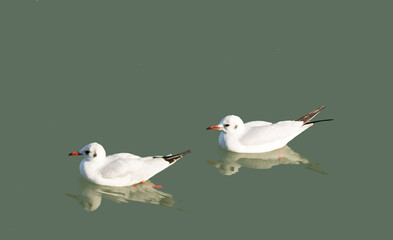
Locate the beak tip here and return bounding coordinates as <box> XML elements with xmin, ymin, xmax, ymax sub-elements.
<box><xmin>206</xmin><ymin>125</ymin><xmax>221</xmax><ymax>130</ymax></box>
<box><xmin>68</xmin><ymin>151</ymin><xmax>81</xmax><ymax>156</ymax></box>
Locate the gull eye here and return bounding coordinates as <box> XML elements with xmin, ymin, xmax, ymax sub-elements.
<box><xmin>224</xmin><ymin>124</ymin><xmax>230</xmax><ymax>127</ymax></box>
<box><xmin>85</xmin><ymin>150</ymin><xmax>90</xmax><ymax>155</ymax></box>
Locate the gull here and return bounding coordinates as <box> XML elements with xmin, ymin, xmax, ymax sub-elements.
<box><xmin>68</xmin><ymin>142</ymin><xmax>190</xmax><ymax>187</ymax></box>
<box><xmin>206</xmin><ymin>106</ymin><xmax>333</xmax><ymax>153</ymax></box>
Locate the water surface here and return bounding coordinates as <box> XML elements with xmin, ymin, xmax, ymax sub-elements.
<box><xmin>1</xmin><ymin>1</ymin><xmax>392</xmax><ymax>240</ymax></box>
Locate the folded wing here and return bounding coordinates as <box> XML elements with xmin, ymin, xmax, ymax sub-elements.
<box><xmin>239</xmin><ymin>121</ymin><xmax>306</xmax><ymax>145</ymax></box>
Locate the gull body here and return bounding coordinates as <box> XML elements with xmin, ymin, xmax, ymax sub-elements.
<box><xmin>68</xmin><ymin>142</ymin><xmax>190</xmax><ymax>187</ymax></box>
<box><xmin>207</xmin><ymin>106</ymin><xmax>332</xmax><ymax>153</ymax></box>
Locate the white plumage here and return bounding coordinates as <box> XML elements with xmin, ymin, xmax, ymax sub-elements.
<box><xmin>69</xmin><ymin>142</ymin><xmax>190</xmax><ymax>187</ymax></box>
<box><xmin>207</xmin><ymin>106</ymin><xmax>332</xmax><ymax>153</ymax></box>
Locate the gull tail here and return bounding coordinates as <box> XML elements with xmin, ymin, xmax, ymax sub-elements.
<box><xmin>159</xmin><ymin>150</ymin><xmax>191</xmax><ymax>164</ymax></box>
<box><xmin>295</xmin><ymin>106</ymin><xmax>334</xmax><ymax>125</ymax></box>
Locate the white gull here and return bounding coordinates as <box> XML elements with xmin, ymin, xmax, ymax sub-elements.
<box><xmin>206</xmin><ymin>106</ymin><xmax>333</xmax><ymax>153</ymax></box>
<box><xmin>68</xmin><ymin>142</ymin><xmax>190</xmax><ymax>187</ymax></box>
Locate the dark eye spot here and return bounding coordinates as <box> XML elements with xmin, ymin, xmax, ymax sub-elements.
<box><xmin>234</xmin><ymin>125</ymin><xmax>238</xmax><ymax>129</ymax></box>
<box><xmin>85</xmin><ymin>150</ymin><xmax>90</xmax><ymax>155</ymax></box>
<box><xmin>224</xmin><ymin>124</ymin><xmax>230</xmax><ymax>127</ymax></box>
<box><xmin>93</xmin><ymin>152</ymin><xmax>97</xmax><ymax>157</ymax></box>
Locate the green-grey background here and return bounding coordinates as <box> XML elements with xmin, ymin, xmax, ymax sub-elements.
<box><xmin>1</xmin><ymin>1</ymin><xmax>391</xmax><ymax>239</ymax></box>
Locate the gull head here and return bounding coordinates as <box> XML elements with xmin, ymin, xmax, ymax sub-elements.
<box><xmin>206</xmin><ymin>115</ymin><xmax>244</xmax><ymax>133</ymax></box>
<box><xmin>68</xmin><ymin>142</ymin><xmax>106</xmax><ymax>161</ymax></box>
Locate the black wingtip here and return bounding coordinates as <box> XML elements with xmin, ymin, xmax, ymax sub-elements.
<box><xmin>305</xmin><ymin>119</ymin><xmax>334</xmax><ymax>125</ymax></box>
<box><xmin>295</xmin><ymin>106</ymin><xmax>327</xmax><ymax>124</ymax></box>
<box><xmin>162</xmin><ymin>149</ymin><xmax>191</xmax><ymax>164</ymax></box>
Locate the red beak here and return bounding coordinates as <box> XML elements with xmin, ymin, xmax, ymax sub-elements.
<box><xmin>206</xmin><ymin>125</ymin><xmax>221</xmax><ymax>130</ymax></box>
<box><xmin>68</xmin><ymin>151</ymin><xmax>82</xmax><ymax>156</ymax></box>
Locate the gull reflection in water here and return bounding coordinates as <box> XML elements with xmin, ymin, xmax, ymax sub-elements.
<box><xmin>67</xmin><ymin>177</ymin><xmax>176</xmax><ymax>211</ymax></box>
<box><xmin>208</xmin><ymin>146</ymin><xmax>327</xmax><ymax>176</ymax></box>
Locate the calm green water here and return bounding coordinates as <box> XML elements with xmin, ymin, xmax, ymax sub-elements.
<box><xmin>1</xmin><ymin>1</ymin><xmax>392</xmax><ymax>239</ymax></box>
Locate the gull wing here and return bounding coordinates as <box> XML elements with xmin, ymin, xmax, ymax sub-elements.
<box><xmin>239</xmin><ymin>121</ymin><xmax>305</xmax><ymax>146</ymax></box>
<box><xmin>100</xmin><ymin>150</ymin><xmax>190</xmax><ymax>181</ymax></box>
